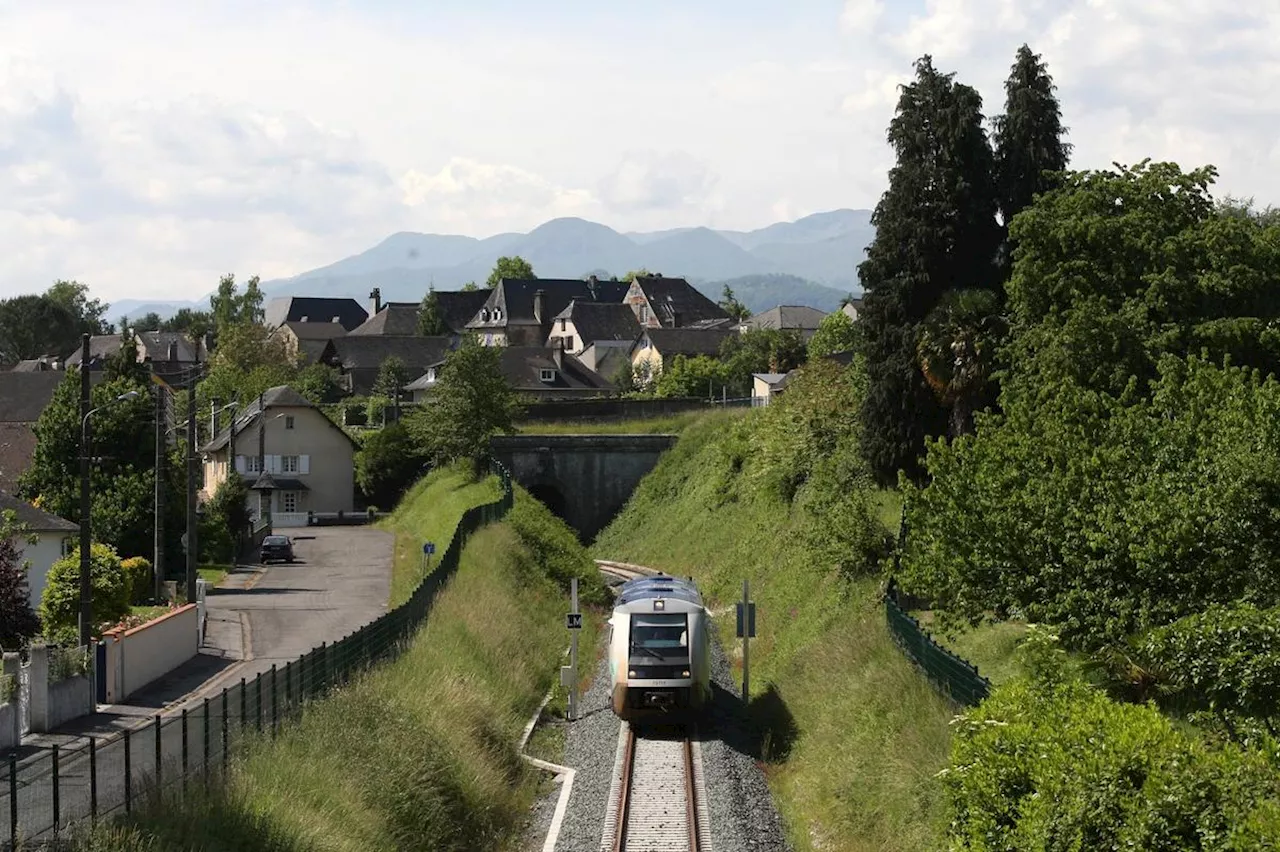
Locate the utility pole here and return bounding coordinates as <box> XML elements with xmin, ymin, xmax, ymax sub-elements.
<box><xmin>154</xmin><ymin>380</ymin><xmax>165</xmax><ymax>602</ymax></box>
<box><xmin>185</xmin><ymin>370</ymin><xmax>197</xmax><ymax>603</ymax></box>
<box><xmin>78</xmin><ymin>334</ymin><xmax>92</xmax><ymax>647</ymax></box>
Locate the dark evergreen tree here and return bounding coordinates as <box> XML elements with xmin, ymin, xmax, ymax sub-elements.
<box><xmin>992</xmin><ymin>44</ymin><xmax>1072</xmax><ymax>228</ymax></box>
<box><xmin>417</xmin><ymin>287</ymin><xmax>449</xmax><ymax>336</ymax></box>
<box><xmin>857</xmin><ymin>55</ymin><xmax>1002</xmax><ymax>485</ymax></box>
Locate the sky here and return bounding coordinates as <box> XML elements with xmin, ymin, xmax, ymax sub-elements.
<box><xmin>1</xmin><ymin>0</ymin><xmax>1278</xmax><ymax>303</ymax></box>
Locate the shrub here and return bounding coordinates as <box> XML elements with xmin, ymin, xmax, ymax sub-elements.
<box><xmin>0</xmin><ymin>673</ymin><xmax>15</xmax><ymax>703</ymax></box>
<box><xmin>944</xmin><ymin>631</ymin><xmax>1280</xmax><ymax>849</ymax></box>
<box><xmin>202</xmin><ymin>476</ymin><xmax>250</xmax><ymax>564</ymax></box>
<box><xmin>120</xmin><ymin>556</ymin><xmax>153</xmax><ymax>604</ymax></box>
<box><xmin>356</xmin><ymin>422</ymin><xmax>427</xmax><ymax>508</ymax></box>
<box><xmin>40</xmin><ymin>543</ymin><xmax>130</xmax><ymax>642</ymax></box>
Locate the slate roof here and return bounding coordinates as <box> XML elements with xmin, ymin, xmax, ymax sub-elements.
<box><xmin>0</xmin><ymin>424</ymin><xmax>37</xmax><ymax>495</ymax></box>
<box><xmin>321</xmin><ymin>335</ymin><xmax>456</xmax><ymax>371</ymax></box>
<box><xmin>0</xmin><ymin>372</ymin><xmax>79</xmax><ymax>422</ymax></box>
<box><xmin>552</xmin><ymin>301</ymin><xmax>641</xmax><ymax>344</ymax></box>
<box><xmin>135</xmin><ymin>331</ymin><xmax>207</xmax><ymax>362</ymax></box>
<box><xmin>633</xmin><ymin>276</ymin><xmax>731</xmax><ymax>327</ymax></box>
<box><xmin>199</xmin><ymin>385</ymin><xmax>324</xmax><ymax>453</ymax></box>
<box><xmin>10</xmin><ymin>358</ymin><xmax>58</xmax><ymax>372</ymax></box>
<box><xmin>746</xmin><ymin>305</ymin><xmax>828</xmax><ymax>332</ymax></box>
<box><xmin>282</xmin><ymin>321</ymin><xmax>348</xmax><ymax>340</ymax></box>
<box><xmin>349</xmin><ymin>303</ymin><xmax>420</xmax><ymax>336</ymax></box>
<box><xmin>416</xmin><ymin>347</ymin><xmax>614</xmax><ymax>393</ymax></box>
<box><xmin>639</xmin><ymin>327</ymin><xmax>733</xmax><ymax>359</ymax></box>
<box><xmin>62</xmin><ymin>335</ymin><xmax>123</xmax><ymax>367</ymax></box>
<box><xmin>437</xmin><ymin>290</ymin><xmax>491</xmax><ymax>333</ymax></box>
<box><xmin>264</xmin><ymin>297</ymin><xmax>369</xmax><ymax>332</ymax></box>
<box><xmin>467</xmin><ymin>279</ymin><xmax>629</xmax><ymax>330</ymax></box>
<box><xmin>0</xmin><ymin>489</ymin><xmax>78</xmax><ymax>532</ymax></box>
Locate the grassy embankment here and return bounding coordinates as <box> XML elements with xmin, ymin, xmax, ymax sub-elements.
<box><xmin>517</xmin><ymin>410</ymin><xmax>708</xmax><ymax>435</ymax></box>
<box><xmin>593</xmin><ymin>410</ymin><xmax>1017</xmax><ymax>852</ymax></box>
<box><xmin>63</xmin><ymin>463</ymin><xmax>604</xmax><ymax>852</ymax></box>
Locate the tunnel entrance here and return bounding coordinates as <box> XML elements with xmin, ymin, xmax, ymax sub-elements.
<box><xmin>527</xmin><ymin>483</ymin><xmax>570</xmax><ymax>527</ymax></box>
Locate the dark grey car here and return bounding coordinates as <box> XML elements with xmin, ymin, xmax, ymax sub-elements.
<box><xmin>260</xmin><ymin>534</ymin><xmax>295</xmax><ymax>564</ymax></box>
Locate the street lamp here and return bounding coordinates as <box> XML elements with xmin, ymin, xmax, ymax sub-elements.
<box><xmin>79</xmin><ymin>389</ymin><xmax>140</xmax><ymax>647</ymax></box>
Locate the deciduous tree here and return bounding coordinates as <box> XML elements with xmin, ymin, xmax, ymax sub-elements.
<box><xmin>0</xmin><ymin>511</ymin><xmax>39</xmax><ymax>649</ymax></box>
<box><xmin>486</xmin><ymin>256</ymin><xmax>535</xmax><ymax>289</ymax></box>
<box><xmin>417</xmin><ymin>287</ymin><xmax>449</xmax><ymax>336</ymax></box>
<box><xmin>407</xmin><ymin>339</ymin><xmax>521</xmax><ymax>471</ymax></box>
<box><xmin>374</xmin><ymin>356</ymin><xmax>411</xmax><ymax>399</ymax></box>
<box><xmin>808</xmin><ymin>310</ymin><xmax>861</xmax><ymax>358</ymax></box>
<box><xmin>718</xmin><ymin>285</ymin><xmax>752</xmax><ymax>322</ymax></box>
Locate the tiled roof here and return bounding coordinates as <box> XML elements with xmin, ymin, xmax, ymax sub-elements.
<box><xmin>641</xmin><ymin>327</ymin><xmax>733</xmax><ymax>358</ymax></box>
<box><xmin>437</xmin><ymin>290</ymin><xmax>492</xmax><ymax>333</ymax></box>
<box><xmin>633</xmin><ymin>276</ymin><xmax>731</xmax><ymax>327</ymax></box>
<box><xmin>552</xmin><ymin>301</ymin><xmax>640</xmax><ymax>344</ymax></box>
<box><xmin>747</xmin><ymin>305</ymin><xmax>829</xmax><ymax>332</ymax></box>
<box><xmin>264</xmin><ymin>297</ymin><xmax>369</xmax><ymax>332</ymax></box>
<box><xmin>135</xmin><ymin>331</ymin><xmax>206</xmax><ymax>362</ymax></box>
<box><xmin>0</xmin><ymin>489</ymin><xmax>78</xmax><ymax>532</ymax></box>
<box><xmin>62</xmin><ymin>335</ymin><xmax>123</xmax><ymax>366</ymax></box>
<box><xmin>321</xmin><ymin>335</ymin><xmax>455</xmax><ymax>371</ymax></box>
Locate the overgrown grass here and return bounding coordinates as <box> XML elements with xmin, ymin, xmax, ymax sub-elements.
<box><xmin>378</xmin><ymin>464</ymin><xmax>501</xmax><ymax>606</ymax></box>
<box><xmin>594</xmin><ymin>411</ymin><xmax>965</xmax><ymax>851</ymax></box>
<box><xmin>198</xmin><ymin>565</ymin><xmax>231</xmax><ymax>587</ymax></box>
<box><xmin>67</xmin><ymin>472</ymin><xmax>602</xmax><ymax>851</ymax></box>
<box><xmin>516</xmin><ymin>409</ymin><xmax>727</xmax><ymax>435</ymax></box>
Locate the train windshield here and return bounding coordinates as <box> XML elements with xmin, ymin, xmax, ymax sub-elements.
<box><xmin>630</xmin><ymin>613</ymin><xmax>687</xmax><ymax>650</ymax></box>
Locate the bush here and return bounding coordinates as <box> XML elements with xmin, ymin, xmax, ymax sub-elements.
<box><xmin>356</xmin><ymin>422</ymin><xmax>427</xmax><ymax>508</ymax></box>
<box><xmin>202</xmin><ymin>476</ymin><xmax>250</xmax><ymax>564</ymax></box>
<box><xmin>0</xmin><ymin>529</ymin><xmax>40</xmax><ymax>650</ymax></box>
<box><xmin>40</xmin><ymin>543</ymin><xmax>130</xmax><ymax>642</ymax></box>
<box><xmin>944</xmin><ymin>630</ymin><xmax>1280</xmax><ymax>849</ymax></box>
<box><xmin>120</xmin><ymin>556</ymin><xmax>153</xmax><ymax>604</ymax></box>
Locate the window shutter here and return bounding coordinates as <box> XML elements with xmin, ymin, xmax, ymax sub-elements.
<box><xmin>299</xmin><ymin>455</ymin><xmax>310</xmax><ymax>475</ymax></box>
<box><xmin>268</xmin><ymin>454</ymin><xmax>280</xmax><ymax>473</ymax></box>
<box><xmin>235</xmin><ymin>455</ymin><xmax>246</xmax><ymax>474</ymax></box>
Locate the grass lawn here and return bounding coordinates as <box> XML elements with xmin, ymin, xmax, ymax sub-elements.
<box><xmin>377</xmin><ymin>464</ymin><xmax>502</xmax><ymax>606</ymax></box>
<box><xmin>198</xmin><ymin>565</ymin><xmax>232</xmax><ymax>587</ymax></box>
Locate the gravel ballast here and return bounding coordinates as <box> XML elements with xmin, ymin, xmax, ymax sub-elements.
<box><xmin>533</xmin><ymin>631</ymin><xmax>793</xmax><ymax>852</ymax></box>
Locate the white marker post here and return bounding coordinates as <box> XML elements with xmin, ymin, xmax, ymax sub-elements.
<box><xmin>737</xmin><ymin>578</ymin><xmax>756</xmax><ymax>702</ymax></box>
<box><xmin>563</xmin><ymin>578</ymin><xmax>582</xmax><ymax>721</ymax></box>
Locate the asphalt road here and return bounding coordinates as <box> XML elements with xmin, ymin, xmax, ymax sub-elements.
<box><xmin>5</xmin><ymin>526</ymin><xmax>395</xmax><ymax>844</ymax></box>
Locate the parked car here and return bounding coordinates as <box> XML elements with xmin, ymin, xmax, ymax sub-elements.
<box><xmin>260</xmin><ymin>535</ymin><xmax>295</xmax><ymax>564</ymax></box>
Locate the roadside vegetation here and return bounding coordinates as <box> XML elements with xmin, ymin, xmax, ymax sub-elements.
<box><xmin>55</xmin><ymin>465</ymin><xmax>603</xmax><ymax>852</ymax></box>
<box><xmin>516</xmin><ymin>410</ymin><xmax>714</xmax><ymax>435</ymax></box>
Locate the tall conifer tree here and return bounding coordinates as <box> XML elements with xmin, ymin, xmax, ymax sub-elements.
<box><xmin>857</xmin><ymin>55</ymin><xmax>1001</xmax><ymax>485</ymax></box>
<box><xmin>993</xmin><ymin>44</ymin><xmax>1071</xmax><ymax>229</ymax></box>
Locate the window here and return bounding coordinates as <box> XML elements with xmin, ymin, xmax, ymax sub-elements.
<box><xmin>285</xmin><ymin>415</ymin><xmax>295</xmax><ymax>430</ymax></box>
<box><xmin>61</xmin><ymin>538</ymin><xmax>75</xmax><ymax>557</ymax></box>
<box><xmin>245</xmin><ymin>456</ymin><xmax>262</xmax><ymax>474</ymax></box>
<box><xmin>282</xmin><ymin>455</ymin><xmax>300</xmax><ymax>473</ymax></box>
<box><xmin>539</xmin><ymin>369</ymin><xmax>556</xmax><ymax>383</ymax></box>
<box><xmin>494</xmin><ymin>307</ymin><xmax>503</xmax><ymax>321</ymax></box>
<box><xmin>560</xmin><ymin>318</ymin><xmax>567</xmax><ymax>331</ymax></box>
<box><xmin>281</xmin><ymin>491</ymin><xmax>298</xmax><ymax>513</ymax></box>
<box><xmin>639</xmin><ymin>305</ymin><xmax>649</xmax><ymax>324</ymax></box>
<box><xmin>481</xmin><ymin>308</ymin><xmax>490</xmax><ymax>322</ymax></box>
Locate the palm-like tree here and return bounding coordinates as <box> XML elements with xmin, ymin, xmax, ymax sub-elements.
<box><xmin>917</xmin><ymin>289</ymin><xmax>1006</xmax><ymax>437</ymax></box>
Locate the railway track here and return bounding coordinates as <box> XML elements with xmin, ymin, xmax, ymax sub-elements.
<box><xmin>595</xmin><ymin>559</ymin><xmax>655</xmax><ymax>583</ymax></box>
<box><xmin>601</xmin><ymin>723</ymin><xmax>711</xmax><ymax>852</ymax></box>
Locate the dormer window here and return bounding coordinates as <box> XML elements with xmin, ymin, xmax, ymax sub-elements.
<box><xmin>481</xmin><ymin>308</ymin><xmax>490</xmax><ymax>322</ymax></box>
<box><xmin>560</xmin><ymin>318</ymin><xmax>567</xmax><ymax>331</ymax></box>
<box><xmin>539</xmin><ymin>369</ymin><xmax>556</xmax><ymax>383</ymax></box>
<box><xmin>494</xmin><ymin>307</ymin><xmax>503</xmax><ymax>321</ymax></box>
<box><xmin>426</xmin><ymin>368</ymin><xmax>437</xmax><ymax>383</ymax></box>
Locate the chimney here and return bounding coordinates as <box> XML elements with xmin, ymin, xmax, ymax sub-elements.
<box><xmin>370</xmin><ymin>287</ymin><xmax>382</xmax><ymax>316</ymax></box>
<box><xmin>552</xmin><ymin>344</ymin><xmax>563</xmax><ymax>369</ymax></box>
<box><xmin>167</xmin><ymin>340</ymin><xmax>179</xmax><ymax>361</ymax></box>
<box><xmin>670</xmin><ymin>307</ymin><xmax>680</xmax><ymax>328</ymax></box>
<box><xmin>533</xmin><ymin>289</ymin><xmax>546</xmax><ymax>325</ymax></box>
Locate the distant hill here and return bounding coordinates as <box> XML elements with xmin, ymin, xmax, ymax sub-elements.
<box><xmin>695</xmin><ymin>274</ymin><xmax>852</xmax><ymax>315</ymax></box>
<box><xmin>112</xmin><ymin>210</ymin><xmax>874</xmax><ymax>321</ymax></box>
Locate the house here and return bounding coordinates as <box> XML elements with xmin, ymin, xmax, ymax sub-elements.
<box><xmin>272</xmin><ymin>321</ymin><xmax>347</xmax><ymax>365</ymax></box>
<box><xmin>841</xmin><ymin>298</ymin><xmax>863</xmax><ymax>322</ymax></box>
<box><xmin>406</xmin><ymin>346</ymin><xmax>614</xmax><ymax>403</ymax></box>
<box><xmin>630</xmin><ymin>327</ymin><xmax>733</xmax><ymax>376</ymax></box>
<box><xmin>623</xmin><ymin>275</ymin><xmax>732</xmax><ymax>329</ymax></box>
<box><xmin>0</xmin><ymin>372</ymin><xmax>104</xmax><ymax>494</ymax></box>
<box><xmin>263</xmin><ymin>296</ymin><xmax>369</xmax><ymax>332</ymax></box>
<box><xmin>751</xmin><ymin>373</ymin><xmax>790</xmax><ymax>407</ymax></box>
<box><xmin>9</xmin><ymin>357</ymin><xmax>61</xmax><ymax>372</ymax></box>
<box><xmin>742</xmin><ymin>305</ymin><xmax>829</xmax><ymax>342</ymax></box>
<box><xmin>198</xmin><ymin>386</ymin><xmax>358</xmax><ymax>525</ymax></box>
<box><xmin>351</xmin><ymin>290</ymin><xmax>489</xmax><ymax>337</ymax></box>
<box><xmin>62</xmin><ymin>332</ymin><xmax>208</xmax><ymax>386</ymax></box>
<box><xmin>466</xmin><ymin>278</ymin><xmax>629</xmax><ymax>347</ymax></box>
<box><xmin>0</xmin><ymin>490</ymin><xmax>79</xmax><ymax>605</ymax></box>
<box><xmin>547</xmin><ymin>300</ymin><xmax>640</xmax><ymax>380</ymax></box>
<box><xmin>61</xmin><ymin>335</ymin><xmax>124</xmax><ymax>371</ymax></box>
<box><xmin>318</xmin><ymin>335</ymin><xmax>456</xmax><ymax>395</ymax></box>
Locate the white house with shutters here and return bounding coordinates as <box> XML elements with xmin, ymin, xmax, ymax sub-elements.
<box><xmin>198</xmin><ymin>386</ymin><xmax>357</xmax><ymax>526</ymax></box>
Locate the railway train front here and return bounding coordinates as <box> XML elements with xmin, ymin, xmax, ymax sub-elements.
<box><xmin>608</xmin><ymin>574</ymin><xmax>712</xmax><ymax>721</ymax></box>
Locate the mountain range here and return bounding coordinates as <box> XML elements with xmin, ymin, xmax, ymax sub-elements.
<box><xmin>112</xmin><ymin>208</ymin><xmax>874</xmax><ymax>319</ymax></box>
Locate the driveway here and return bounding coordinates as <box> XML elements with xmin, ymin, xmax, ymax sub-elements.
<box><xmin>204</xmin><ymin>525</ymin><xmax>395</xmax><ymax>682</ymax></box>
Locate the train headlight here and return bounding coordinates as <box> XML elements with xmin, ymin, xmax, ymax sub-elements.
<box><xmin>682</xmin><ymin>670</ymin><xmax>690</xmax><ymax>677</ymax></box>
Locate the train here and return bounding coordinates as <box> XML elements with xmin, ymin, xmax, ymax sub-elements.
<box><xmin>607</xmin><ymin>573</ymin><xmax>712</xmax><ymax>721</ymax></box>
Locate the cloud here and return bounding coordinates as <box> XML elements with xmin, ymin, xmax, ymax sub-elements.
<box><xmin>399</xmin><ymin>157</ymin><xmax>598</xmax><ymax>230</ymax></box>
<box><xmin>841</xmin><ymin>0</ymin><xmax>884</xmax><ymax>33</ymax></box>
<box><xmin>598</xmin><ymin>151</ymin><xmax>719</xmax><ymax>213</ymax></box>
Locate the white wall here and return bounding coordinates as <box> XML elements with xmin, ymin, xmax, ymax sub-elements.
<box><xmin>22</xmin><ymin>533</ymin><xmax>71</xmax><ymax>608</ymax></box>
<box><xmin>103</xmin><ymin>605</ymin><xmax>199</xmax><ymax>703</ymax></box>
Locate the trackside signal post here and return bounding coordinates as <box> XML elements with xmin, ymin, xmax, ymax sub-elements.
<box><xmin>563</xmin><ymin>578</ymin><xmax>582</xmax><ymax>720</ymax></box>
<box><xmin>736</xmin><ymin>578</ymin><xmax>756</xmax><ymax>701</ymax></box>
<box><xmin>421</xmin><ymin>541</ymin><xmax>435</xmax><ymax>576</ymax></box>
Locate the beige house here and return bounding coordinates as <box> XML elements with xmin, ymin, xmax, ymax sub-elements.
<box><xmin>751</xmin><ymin>373</ymin><xmax>789</xmax><ymax>407</ymax></box>
<box><xmin>1</xmin><ymin>490</ymin><xmax>79</xmax><ymax>606</ymax></box>
<box><xmin>622</xmin><ymin>275</ymin><xmax>732</xmax><ymax>329</ymax></box>
<box><xmin>198</xmin><ymin>386</ymin><xmax>357</xmax><ymax>527</ymax></box>
<box><xmin>630</xmin><ymin>327</ymin><xmax>733</xmax><ymax>377</ymax></box>
<box><xmin>270</xmin><ymin>321</ymin><xmax>347</xmax><ymax>366</ymax></box>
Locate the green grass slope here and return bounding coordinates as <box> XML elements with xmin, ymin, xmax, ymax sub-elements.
<box><xmin>68</xmin><ymin>471</ymin><xmax>603</xmax><ymax>852</ymax></box>
<box><xmin>593</xmin><ymin>405</ymin><xmax>959</xmax><ymax>851</ymax></box>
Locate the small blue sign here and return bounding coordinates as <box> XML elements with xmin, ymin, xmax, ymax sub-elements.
<box><xmin>423</xmin><ymin>542</ymin><xmax>436</xmax><ymax>555</ymax></box>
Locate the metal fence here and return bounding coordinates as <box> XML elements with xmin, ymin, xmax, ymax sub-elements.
<box><xmin>3</xmin><ymin>461</ymin><xmax>515</xmax><ymax>847</ymax></box>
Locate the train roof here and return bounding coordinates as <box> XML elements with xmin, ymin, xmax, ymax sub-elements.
<box><xmin>616</xmin><ymin>573</ymin><xmax>704</xmax><ymax>607</ymax></box>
